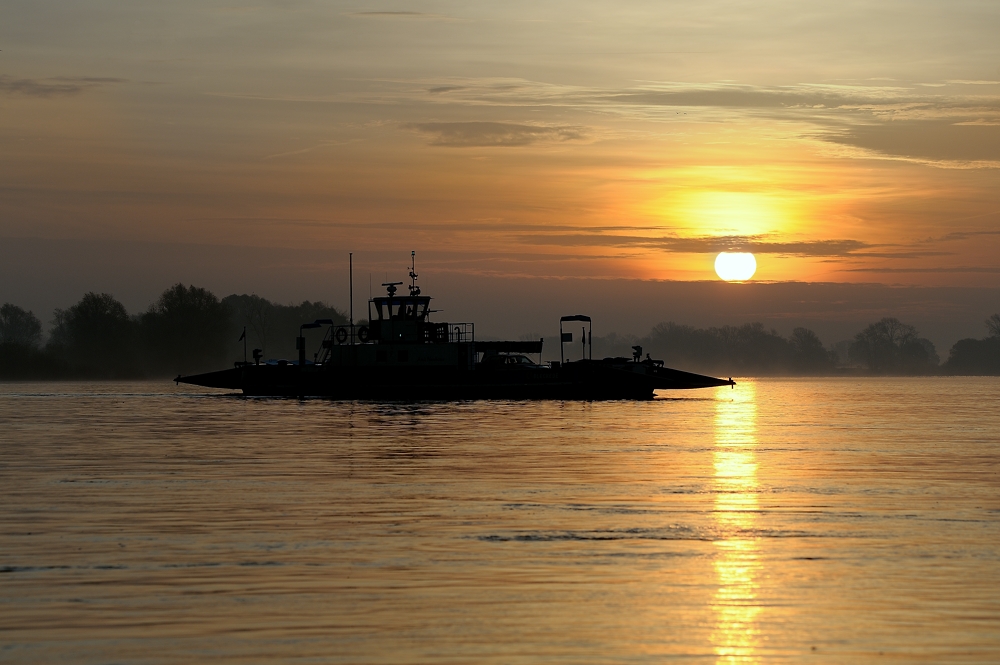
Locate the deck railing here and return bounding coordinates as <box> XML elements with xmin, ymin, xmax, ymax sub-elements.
<box><xmin>447</xmin><ymin>323</ymin><xmax>474</xmax><ymax>343</ymax></box>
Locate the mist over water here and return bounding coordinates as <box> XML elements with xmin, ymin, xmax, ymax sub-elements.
<box><xmin>2</xmin><ymin>379</ymin><xmax>999</xmax><ymax>662</ymax></box>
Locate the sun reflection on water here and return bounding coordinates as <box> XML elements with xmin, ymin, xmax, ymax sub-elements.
<box><xmin>712</xmin><ymin>382</ymin><xmax>761</xmax><ymax>664</ymax></box>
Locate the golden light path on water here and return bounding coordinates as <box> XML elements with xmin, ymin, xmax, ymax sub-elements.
<box><xmin>3</xmin><ymin>379</ymin><xmax>1000</xmax><ymax>662</ymax></box>
<box><xmin>712</xmin><ymin>382</ymin><xmax>761</xmax><ymax>664</ymax></box>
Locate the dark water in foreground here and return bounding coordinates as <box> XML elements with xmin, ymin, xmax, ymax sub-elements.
<box><xmin>1</xmin><ymin>378</ymin><xmax>999</xmax><ymax>663</ymax></box>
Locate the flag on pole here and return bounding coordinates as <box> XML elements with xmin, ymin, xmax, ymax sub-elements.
<box><xmin>238</xmin><ymin>328</ymin><xmax>246</xmax><ymax>342</ymax></box>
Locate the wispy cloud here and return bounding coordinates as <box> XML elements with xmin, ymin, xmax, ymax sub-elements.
<box><xmin>428</xmin><ymin>85</ymin><xmax>468</xmax><ymax>94</ymax></box>
<box><xmin>210</xmin><ymin>75</ymin><xmax>1000</xmax><ymax>166</ymax></box>
<box><xmin>605</xmin><ymin>82</ymin><xmax>915</xmax><ymax>109</ymax></box>
<box><xmin>403</xmin><ymin>78</ymin><xmax>1000</xmax><ymax>166</ymax></box>
<box><xmin>403</xmin><ymin>121</ymin><xmax>585</xmax><ymax>147</ymax></box>
<box><xmin>517</xmin><ymin>233</ymin><xmax>876</xmax><ymax>257</ymax></box>
<box><xmin>514</xmin><ymin>231</ymin><xmax>959</xmax><ymax>259</ymax></box>
<box><xmin>841</xmin><ymin>266</ymin><xmax>1000</xmax><ymax>273</ymax></box>
<box><xmin>0</xmin><ymin>75</ymin><xmax>125</xmax><ymax>97</ymax></box>
<box><xmin>347</xmin><ymin>11</ymin><xmax>466</xmax><ymax>21</ymax></box>
<box><xmin>410</xmin><ymin>78</ymin><xmax>920</xmax><ymax>111</ymax></box>
<box><xmin>821</xmin><ymin>119</ymin><xmax>1000</xmax><ymax>165</ymax></box>
<box><xmin>916</xmin><ymin>227</ymin><xmax>1000</xmax><ymax>244</ymax></box>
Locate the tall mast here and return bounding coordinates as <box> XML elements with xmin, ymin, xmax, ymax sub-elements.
<box><xmin>349</xmin><ymin>252</ymin><xmax>354</xmax><ymax>345</ymax></box>
<box><xmin>409</xmin><ymin>250</ymin><xmax>419</xmax><ymax>296</ymax></box>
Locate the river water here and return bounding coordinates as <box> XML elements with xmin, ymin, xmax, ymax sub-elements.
<box><xmin>2</xmin><ymin>378</ymin><xmax>999</xmax><ymax>663</ymax></box>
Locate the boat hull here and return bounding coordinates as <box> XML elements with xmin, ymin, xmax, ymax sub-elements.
<box><xmin>177</xmin><ymin>359</ymin><xmax>734</xmax><ymax>400</ymax></box>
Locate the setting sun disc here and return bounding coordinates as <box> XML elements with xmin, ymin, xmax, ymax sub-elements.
<box><xmin>715</xmin><ymin>252</ymin><xmax>756</xmax><ymax>281</ymax></box>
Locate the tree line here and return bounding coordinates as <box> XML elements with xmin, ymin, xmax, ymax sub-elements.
<box><xmin>572</xmin><ymin>316</ymin><xmax>1000</xmax><ymax>376</ymax></box>
<box><xmin>2</xmin><ymin>286</ymin><xmax>999</xmax><ymax>378</ymax></box>
<box><xmin>944</xmin><ymin>314</ymin><xmax>1000</xmax><ymax>375</ymax></box>
<box><xmin>0</xmin><ymin>285</ymin><xmax>347</xmax><ymax>379</ymax></box>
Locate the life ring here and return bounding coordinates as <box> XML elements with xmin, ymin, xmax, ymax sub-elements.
<box><xmin>357</xmin><ymin>325</ymin><xmax>369</xmax><ymax>342</ymax></box>
<box><xmin>335</xmin><ymin>327</ymin><xmax>348</xmax><ymax>344</ymax></box>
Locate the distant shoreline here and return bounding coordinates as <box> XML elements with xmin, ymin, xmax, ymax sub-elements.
<box><xmin>4</xmin><ymin>371</ymin><xmax>999</xmax><ymax>383</ymax></box>
<box><xmin>4</xmin><ymin>289</ymin><xmax>1000</xmax><ymax>379</ymax></box>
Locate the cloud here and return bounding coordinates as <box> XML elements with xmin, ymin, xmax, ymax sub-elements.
<box><xmin>934</xmin><ymin>228</ymin><xmax>1000</xmax><ymax>242</ymax></box>
<box><xmin>403</xmin><ymin>121</ymin><xmax>585</xmax><ymax>147</ymax></box>
<box><xmin>822</xmin><ymin>119</ymin><xmax>1000</xmax><ymax>163</ymax></box>
<box><xmin>844</xmin><ymin>251</ymin><xmax>951</xmax><ymax>259</ymax></box>
<box><xmin>410</xmin><ymin>78</ymin><xmax>913</xmax><ymax>111</ymax></box>
<box><xmin>612</xmin><ymin>83</ymin><xmax>1000</xmax><ymax>167</ymax></box>
<box><xmin>841</xmin><ymin>266</ymin><xmax>1000</xmax><ymax>274</ymax></box>
<box><xmin>606</xmin><ymin>85</ymin><xmax>895</xmax><ymax>109</ymax></box>
<box><xmin>665</xmin><ymin>237</ymin><xmax>871</xmax><ymax>256</ymax></box>
<box><xmin>183</xmin><ymin>75</ymin><xmax>1000</xmax><ymax>169</ymax></box>
<box><xmin>517</xmin><ymin>232</ymin><xmax>956</xmax><ymax>259</ymax></box>
<box><xmin>518</xmin><ymin>233</ymin><xmax>876</xmax><ymax>257</ymax></box>
<box><xmin>347</xmin><ymin>11</ymin><xmax>465</xmax><ymax>21</ymax></box>
<box><xmin>0</xmin><ymin>75</ymin><xmax>125</xmax><ymax>97</ymax></box>
<box><xmin>399</xmin><ymin>77</ymin><xmax>1000</xmax><ymax>167</ymax></box>
<box><xmin>428</xmin><ymin>85</ymin><xmax>467</xmax><ymax>94</ymax></box>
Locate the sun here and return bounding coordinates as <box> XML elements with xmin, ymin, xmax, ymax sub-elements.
<box><xmin>715</xmin><ymin>252</ymin><xmax>756</xmax><ymax>281</ymax></box>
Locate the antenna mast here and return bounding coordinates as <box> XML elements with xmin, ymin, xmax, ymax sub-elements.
<box><xmin>349</xmin><ymin>252</ymin><xmax>354</xmax><ymax>345</ymax></box>
<box><xmin>409</xmin><ymin>250</ymin><xmax>420</xmax><ymax>296</ymax></box>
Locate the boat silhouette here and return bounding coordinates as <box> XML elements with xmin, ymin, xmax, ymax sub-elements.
<box><xmin>177</xmin><ymin>254</ymin><xmax>735</xmax><ymax>399</ymax></box>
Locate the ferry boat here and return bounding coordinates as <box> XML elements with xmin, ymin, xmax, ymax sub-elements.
<box><xmin>177</xmin><ymin>255</ymin><xmax>735</xmax><ymax>399</ymax></box>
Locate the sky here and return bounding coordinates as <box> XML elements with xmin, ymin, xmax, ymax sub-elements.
<box><xmin>2</xmin><ymin>1</ymin><xmax>1000</xmax><ymax>348</ymax></box>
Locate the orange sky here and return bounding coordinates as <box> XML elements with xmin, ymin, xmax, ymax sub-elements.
<box><xmin>2</xmin><ymin>1</ymin><xmax>1000</xmax><ymax>340</ymax></box>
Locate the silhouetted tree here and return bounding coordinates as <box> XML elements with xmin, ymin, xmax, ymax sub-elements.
<box><xmin>221</xmin><ymin>295</ymin><xmax>347</xmax><ymax>361</ymax></box>
<box><xmin>945</xmin><ymin>338</ymin><xmax>1000</xmax><ymax>375</ymax></box>
<box><xmin>141</xmin><ymin>284</ymin><xmax>232</xmax><ymax>375</ymax></box>
<box><xmin>0</xmin><ymin>304</ymin><xmax>42</xmax><ymax>347</ymax></box>
<box><xmin>909</xmin><ymin>338</ymin><xmax>940</xmax><ymax>368</ymax></box>
<box><xmin>848</xmin><ymin>317</ymin><xmax>937</xmax><ymax>374</ymax></box>
<box><xmin>48</xmin><ymin>292</ymin><xmax>136</xmax><ymax>376</ymax></box>
<box><xmin>790</xmin><ymin>327</ymin><xmax>836</xmax><ymax>373</ymax></box>
<box><xmin>643</xmin><ymin>322</ymin><xmax>725</xmax><ymax>371</ymax></box>
<box><xmin>589</xmin><ymin>331</ymin><xmax>637</xmax><ymax>359</ymax></box>
<box><xmin>222</xmin><ymin>294</ymin><xmax>271</xmax><ymax>357</ymax></box>
<box><xmin>0</xmin><ymin>303</ymin><xmax>62</xmax><ymax>379</ymax></box>
<box><xmin>986</xmin><ymin>313</ymin><xmax>1000</xmax><ymax>338</ymax></box>
<box><xmin>636</xmin><ymin>321</ymin><xmax>833</xmax><ymax>375</ymax></box>
<box><xmin>945</xmin><ymin>313</ymin><xmax>1000</xmax><ymax>375</ymax></box>
<box><xmin>713</xmin><ymin>322</ymin><xmax>794</xmax><ymax>373</ymax></box>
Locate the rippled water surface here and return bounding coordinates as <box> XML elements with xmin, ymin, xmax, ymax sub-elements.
<box><xmin>2</xmin><ymin>378</ymin><xmax>999</xmax><ymax>663</ymax></box>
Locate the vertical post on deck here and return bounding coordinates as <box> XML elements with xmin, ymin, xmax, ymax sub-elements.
<box><xmin>560</xmin><ymin>319</ymin><xmax>564</xmax><ymax>364</ymax></box>
<box><xmin>349</xmin><ymin>252</ymin><xmax>354</xmax><ymax>345</ymax></box>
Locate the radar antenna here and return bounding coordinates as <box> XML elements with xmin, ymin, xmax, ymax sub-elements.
<box><xmin>408</xmin><ymin>250</ymin><xmax>420</xmax><ymax>296</ymax></box>
<box><xmin>381</xmin><ymin>282</ymin><xmax>403</xmax><ymax>298</ymax></box>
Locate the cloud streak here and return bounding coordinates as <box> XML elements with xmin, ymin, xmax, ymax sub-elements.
<box><xmin>823</xmin><ymin>119</ymin><xmax>1000</xmax><ymax>164</ymax></box>
<box><xmin>202</xmin><ymin>77</ymin><xmax>1000</xmax><ymax>164</ymax></box>
<box><xmin>347</xmin><ymin>11</ymin><xmax>466</xmax><ymax>21</ymax></box>
<box><xmin>605</xmin><ymin>83</ymin><xmax>914</xmax><ymax>109</ymax></box>
<box><xmin>403</xmin><ymin>121</ymin><xmax>585</xmax><ymax>147</ymax></box>
<box><xmin>0</xmin><ymin>76</ymin><xmax>125</xmax><ymax>97</ymax></box>
<box><xmin>518</xmin><ymin>233</ymin><xmax>875</xmax><ymax>257</ymax></box>
<box><xmin>515</xmin><ymin>232</ymin><xmax>958</xmax><ymax>260</ymax></box>
<box><xmin>402</xmin><ymin>78</ymin><xmax>1000</xmax><ymax>166</ymax></box>
<box><xmin>841</xmin><ymin>266</ymin><xmax>1000</xmax><ymax>274</ymax></box>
